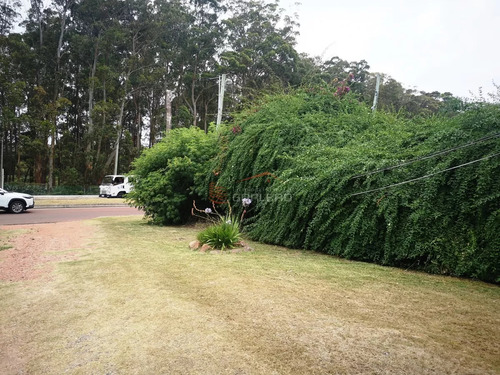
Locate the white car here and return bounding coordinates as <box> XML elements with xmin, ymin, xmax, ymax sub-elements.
<box><xmin>0</xmin><ymin>188</ymin><xmax>35</xmax><ymax>214</ymax></box>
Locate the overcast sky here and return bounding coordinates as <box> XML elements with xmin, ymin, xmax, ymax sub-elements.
<box><xmin>285</xmin><ymin>0</ymin><xmax>500</xmax><ymax>99</ymax></box>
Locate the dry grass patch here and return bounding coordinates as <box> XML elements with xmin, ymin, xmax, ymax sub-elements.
<box><xmin>0</xmin><ymin>228</ymin><xmax>28</xmax><ymax>251</ymax></box>
<box><xmin>0</xmin><ymin>216</ymin><xmax>498</xmax><ymax>374</ymax></box>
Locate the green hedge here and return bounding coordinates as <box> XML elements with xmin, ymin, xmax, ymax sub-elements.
<box><xmin>214</xmin><ymin>88</ymin><xmax>500</xmax><ymax>282</ymax></box>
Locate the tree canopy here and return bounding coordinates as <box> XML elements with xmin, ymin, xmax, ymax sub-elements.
<box><xmin>0</xmin><ymin>0</ymin><xmax>467</xmax><ymax>189</ymax></box>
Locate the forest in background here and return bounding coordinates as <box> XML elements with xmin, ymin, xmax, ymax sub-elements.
<box><xmin>0</xmin><ymin>0</ymin><xmax>468</xmax><ymax>190</ymax></box>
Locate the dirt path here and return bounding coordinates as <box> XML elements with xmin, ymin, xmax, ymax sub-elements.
<box><xmin>0</xmin><ymin>221</ymin><xmax>95</xmax><ymax>282</ymax></box>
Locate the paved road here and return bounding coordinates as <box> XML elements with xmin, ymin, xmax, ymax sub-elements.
<box><xmin>0</xmin><ymin>206</ymin><xmax>143</xmax><ymax>225</ymax></box>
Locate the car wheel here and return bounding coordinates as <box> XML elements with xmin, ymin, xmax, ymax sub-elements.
<box><xmin>117</xmin><ymin>192</ymin><xmax>125</xmax><ymax>198</ymax></box>
<box><xmin>9</xmin><ymin>200</ymin><xmax>25</xmax><ymax>214</ymax></box>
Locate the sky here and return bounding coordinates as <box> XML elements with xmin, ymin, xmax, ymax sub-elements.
<box><xmin>284</xmin><ymin>0</ymin><xmax>500</xmax><ymax>99</ymax></box>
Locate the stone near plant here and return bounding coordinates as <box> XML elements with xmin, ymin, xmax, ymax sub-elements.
<box><xmin>200</xmin><ymin>244</ymin><xmax>212</xmax><ymax>252</ymax></box>
<box><xmin>235</xmin><ymin>240</ymin><xmax>253</xmax><ymax>252</ymax></box>
<box><xmin>189</xmin><ymin>240</ymin><xmax>201</xmax><ymax>250</ymax></box>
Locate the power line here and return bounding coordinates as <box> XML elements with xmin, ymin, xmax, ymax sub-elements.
<box><xmin>350</xmin><ymin>152</ymin><xmax>500</xmax><ymax>197</ymax></box>
<box><xmin>350</xmin><ymin>132</ymin><xmax>500</xmax><ymax>180</ymax></box>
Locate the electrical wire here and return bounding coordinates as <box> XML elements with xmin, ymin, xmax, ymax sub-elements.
<box><xmin>350</xmin><ymin>152</ymin><xmax>500</xmax><ymax>197</ymax></box>
<box><xmin>350</xmin><ymin>132</ymin><xmax>500</xmax><ymax>180</ymax></box>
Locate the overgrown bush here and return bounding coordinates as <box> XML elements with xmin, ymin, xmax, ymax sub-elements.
<box><xmin>214</xmin><ymin>87</ymin><xmax>500</xmax><ymax>282</ymax></box>
<box><xmin>127</xmin><ymin>127</ymin><xmax>218</xmax><ymax>225</ymax></box>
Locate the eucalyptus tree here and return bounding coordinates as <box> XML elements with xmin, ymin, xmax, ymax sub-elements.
<box><xmin>42</xmin><ymin>0</ymin><xmax>76</xmax><ymax>189</ymax></box>
<box><xmin>71</xmin><ymin>0</ymin><xmax>129</xmax><ymax>182</ymax></box>
<box><xmin>220</xmin><ymin>0</ymin><xmax>300</xmax><ymax>100</ymax></box>
<box><xmin>0</xmin><ymin>0</ymin><xmax>21</xmax><ymax>186</ymax></box>
<box><xmin>25</xmin><ymin>0</ymin><xmax>45</xmax><ymax>86</ymax></box>
<box><xmin>136</xmin><ymin>0</ymin><xmax>191</xmax><ymax>143</ymax></box>
<box><xmin>177</xmin><ymin>0</ymin><xmax>223</xmax><ymax>128</ymax></box>
<box><xmin>99</xmin><ymin>0</ymin><xmax>160</xmax><ymax>175</ymax></box>
<box><xmin>0</xmin><ymin>0</ymin><xmax>20</xmax><ymax>35</ymax></box>
<box><xmin>0</xmin><ymin>40</ymin><xmax>26</xmax><ymax>185</ymax></box>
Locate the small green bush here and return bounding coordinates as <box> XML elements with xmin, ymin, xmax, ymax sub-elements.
<box><xmin>197</xmin><ymin>216</ymin><xmax>241</xmax><ymax>250</ymax></box>
<box><xmin>127</xmin><ymin>127</ymin><xmax>218</xmax><ymax>225</ymax></box>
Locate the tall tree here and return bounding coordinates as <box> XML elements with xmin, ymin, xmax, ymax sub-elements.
<box><xmin>180</xmin><ymin>0</ymin><xmax>222</xmax><ymax>127</ymax></box>
<box><xmin>221</xmin><ymin>0</ymin><xmax>300</xmax><ymax>99</ymax></box>
<box><xmin>0</xmin><ymin>0</ymin><xmax>20</xmax><ymax>36</ymax></box>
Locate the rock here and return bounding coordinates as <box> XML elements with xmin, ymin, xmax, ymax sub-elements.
<box><xmin>200</xmin><ymin>244</ymin><xmax>212</xmax><ymax>252</ymax></box>
<box><xmin>189</xmin><ymin>240</ymin><xmax>201</xmax><ymax>250</ymax></box>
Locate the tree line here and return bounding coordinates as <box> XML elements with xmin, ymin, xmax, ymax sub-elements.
<box><xmin>0</xmin><ymin>0</ymin><xmax>465</xmax><ymax>189</ymax></box>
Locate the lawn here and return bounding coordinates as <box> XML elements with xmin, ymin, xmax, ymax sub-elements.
<box><xmin>35</xmin><ymin>197</ymin><xmax>127</xmax><ymax>207</ymax></box>
<box><xmin>0</xmin><ymin>216</ymin><xmax>499</xmax><ymax>374</ymax></box>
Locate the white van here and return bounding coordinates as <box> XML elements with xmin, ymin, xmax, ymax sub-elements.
<box><xmin>99</xmin><ymin>175</ymin><xmax>133</xmax><ymax>198</ymax></box>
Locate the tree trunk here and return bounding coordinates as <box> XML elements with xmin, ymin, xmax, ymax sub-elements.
<box><xmin>150</xmin><ymin>90</ymin><xmax>156</xmax><ymax>147</ymax></box>
<box><xmin>191</xmin><ymin>70</ymin><xmax>197</xmax><ymax>127</ymax></box>
<box><xmin>31</xmin><ymin>0</ymin><xmax>44</xmax><ymax>85</ymax></box>
<box><xmin>85</xmin><ymin>33</ymin><xmax>100</xmax><ymax>176</ymax></box>
<box><xmin>113</xmin><ymin>68</ymin><xmax>130</xmax><ymax>175</ymax></box>
<box><xmin>166</xmin><ymin>89</ymin><xmax>172</xmax><ymax>134</ymax></box>
<box><xmin>48</xmin><ymin>0</ymin><xmax>71</xmax><ymax>191</ymax></box>
<box><xmin>204</xmin><ymin>101</ymin><xmax>208</xmax><ymax>133</ymax></box>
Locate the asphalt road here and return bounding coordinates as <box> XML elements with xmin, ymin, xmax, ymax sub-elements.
<box><xmin>0</xmin><ymin>206</ymin><xmax>143</xmax><ymax>225</ymax></box>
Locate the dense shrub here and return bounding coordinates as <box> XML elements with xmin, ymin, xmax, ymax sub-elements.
<box><xmin>214</xmin><ymin>88</ymin><xmax>500</xmax><ymax>282</ymax></box>
<box><xmin>127</xmin><ymin>127</ymin><xmax>218</xmax><ymax>225</ymax></box>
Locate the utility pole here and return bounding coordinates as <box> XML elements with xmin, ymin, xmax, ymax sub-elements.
<box><xmin>371</xmin><ymin>73</ymin><xmax>381</xmax><ymax>113</ymax></box>
<box><xmin>216</xmin><ymin>74</ymin><xmax>226</xmax><ymax>131</ymax></box>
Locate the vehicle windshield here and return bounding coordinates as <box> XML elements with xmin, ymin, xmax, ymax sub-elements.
<box><xmin>101</xmin><ymin>176</ymin><xmax>115</xmax><ymax>185</ymax></box>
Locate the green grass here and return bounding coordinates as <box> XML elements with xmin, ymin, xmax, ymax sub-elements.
<box><xmin>35</xmin><ymin>197</ymin><xmax>127</xmax><ymax>206</ymax></box>
<box><xmin>0</xmin><ymin>216</ymin><xmax>499</xmax><ymax>374</ymax></box>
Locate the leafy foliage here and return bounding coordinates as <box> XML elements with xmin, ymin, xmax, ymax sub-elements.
<box><xmin>127</xmin><ymin>127</ymin><xmax>217</xmax><ymax>225</ymax></box>
<box><xmin>197</xmin><ymin>216</ymin><xmax>241</xmax><ymax>250</ymax></box>
<box><xmin>1</xmin><ymin>0</ymin><xmax>468</xmax><ymax>191</ymax></box>
<box><xmin>214</xmin><ymin>88</ymin><xmax>500</xmax><ymax>282</ymax></box>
